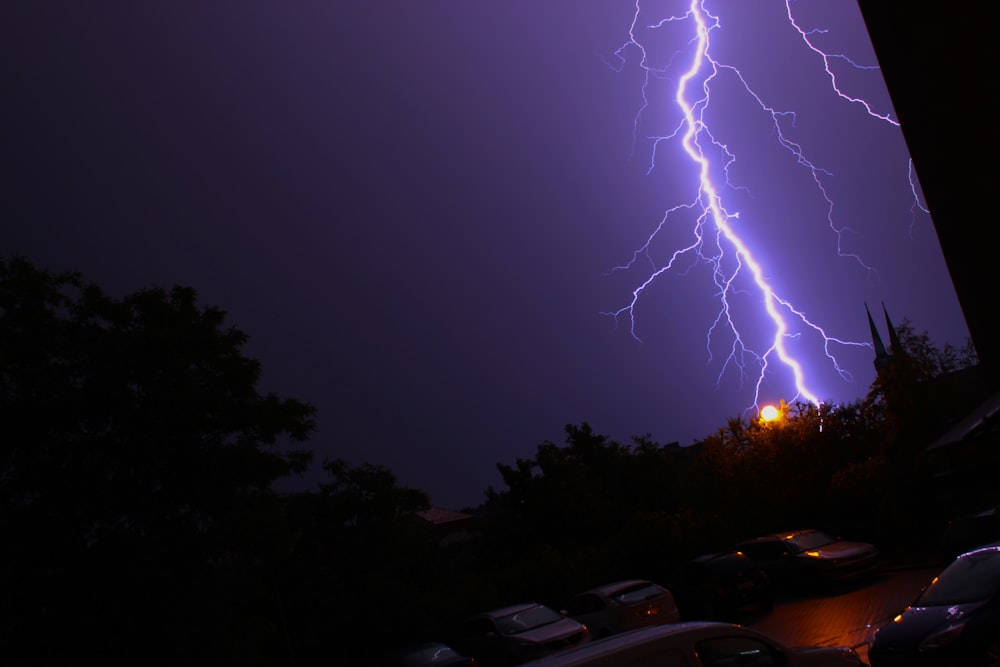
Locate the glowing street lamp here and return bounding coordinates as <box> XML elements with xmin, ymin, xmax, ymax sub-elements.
<box><xmin>759</xmin><ymin>404</ymin><xmax>781</xmax><ymax>423</ymax></box>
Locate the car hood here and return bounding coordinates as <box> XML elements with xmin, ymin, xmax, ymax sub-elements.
<box><xmin>873</xmin><ymin>600</ymin><xmax>985</xmax><ymax>646</ymax></box>
<box><xmin>510</xmin><ymin>618</ymin><xmax>586</xmax><ymax>645</ymax></box>
<box><xmin>809</xmin><ymin>541</ymin><xmax>876</xmax><ymax>559</ymax></box>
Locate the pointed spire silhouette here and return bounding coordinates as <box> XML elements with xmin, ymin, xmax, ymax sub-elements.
<box><xmin>867</xmin><ymin>303</ymin><xmax>886</xmax><ymax>355</ymax></box>
<box><xmin>867</xmin><ymin>302</ymin><xmax>892</xmax><ymax>373</ymax></box>
<box><xmin>882</xmin><ymin>302</ymin><xmax>904</xmax><ymax>356</ymax></box>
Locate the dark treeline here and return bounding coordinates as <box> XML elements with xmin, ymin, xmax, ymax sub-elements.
<box><xmin>0</xmin><ymin>256</ymin><xmax>988</xmax><ymax>666</ymax></box>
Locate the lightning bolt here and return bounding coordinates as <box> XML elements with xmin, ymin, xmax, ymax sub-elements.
<box><xmin>603</xmin><ymin>0</ymin><xmax>907</xmax><ymax>416</ymax></box>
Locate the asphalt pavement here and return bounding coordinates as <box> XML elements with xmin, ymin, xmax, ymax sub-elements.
<box><xmin>746</xmin><ymin>551</ymin><xmax>946</xmax><ymax>665</ymax></box>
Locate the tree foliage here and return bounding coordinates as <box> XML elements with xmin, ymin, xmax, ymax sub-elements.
<box><xmin>0</xmin><ymin>256</ymin><xmax>316</xmax><ymax>664</ymax></box>
<box><xmin>280</xmin><ymin>459</ymin><xmax>436</xmax><ymax>664</ymax></box>
<box><xmin>481</xmin><ymin>423</ymin><xmax>724</xmax><ymax>600</ymax></box>
<box><xmin>1</xmin><ymin>255</ymin><xmax>983</xmax><ymax>664</ymax></box>
<box><xmin>688</xmin><ymin>401</ymin><xmax>878</xmax><ymax>537</ymax></box>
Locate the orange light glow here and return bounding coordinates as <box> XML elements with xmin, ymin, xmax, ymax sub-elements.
<box><xmin>760</xmin><ymin>404</ymin><xmax>780</xmax><ymax>422</ymax></box>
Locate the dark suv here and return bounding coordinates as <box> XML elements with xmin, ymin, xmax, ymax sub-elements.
<box><xmin>666</xmin><ymin>550</ymin><xmax>773</xmax><ymax>620</ymax></box>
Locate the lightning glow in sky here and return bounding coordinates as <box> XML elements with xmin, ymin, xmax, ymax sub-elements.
<box><xmin>603</xmin><ymin>0</ymin><xmax>918</xmax><ymax>415</ymax></box>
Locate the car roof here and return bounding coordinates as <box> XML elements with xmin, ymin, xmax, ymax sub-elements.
<box><xmin>959</xmin><ymin>541</ymin><xmax>1000</xmax><ymax>557</ymax></box>
<box><xmin>518</xmin><ymin>622</ymin><xmax>750</xmax><ymax>667</ymax></box>
<box><xmin>473</xmin><ymin>602</ymin><xmax>545</xmax><ymax>619</ymax></box>
<box><xmin>691</xmin><ymin>550</ymin><xmax>749</xmax><ymax>563</ymax></box>
<box><xmin>576</xmin><ymin>579</ymin><xmax>656</xmax><ymax>597</ymax></box>
<box><xmin>390</xmin><ymin>642</ymin><xmax>464</xmax><ymax>658</ymax></box>
<box><xmin>738</xmin><ymin>529</ymin><xmax>818</xmax><ymax>543</ymax></box>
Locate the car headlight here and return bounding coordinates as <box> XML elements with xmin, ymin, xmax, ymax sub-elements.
<box><xmin>919</xmin><ymin>622</ymin><xmax>966</xmax><ymax>651</ymax></box>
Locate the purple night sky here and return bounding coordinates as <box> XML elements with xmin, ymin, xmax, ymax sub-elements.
<box><xmin>2</xmin><ymin>1</ymin><xmax>970</xmax><ymax>509</ymax></box>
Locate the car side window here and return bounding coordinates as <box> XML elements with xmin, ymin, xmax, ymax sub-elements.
<box><xmin>751</xmin><ymin>542</ymin><xmax>786</xmax><ymax>559</ymax></box>
<box><xmin>695</xmin><ymin>636</ymin><xmax>779</xmax><ymax>666</ymax></box>
<box><xmin>740</xmin><ymin>543</ymin><xmax>771</xmax><ymax>559</ymax></box>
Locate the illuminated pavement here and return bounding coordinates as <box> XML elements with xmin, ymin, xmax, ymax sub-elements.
<box><xmin>745</xmin><ymin>562</ymin><xmax>943</xmax><ymax>665</ymax></box>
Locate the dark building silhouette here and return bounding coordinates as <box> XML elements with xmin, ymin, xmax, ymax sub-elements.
<box><xmin>858</xmin><ymin>6</ymin><xmax>1000</xmax><ymax>516</ymax></box>
<box><xmin>857</xmin><ymin>3</ymin><xmax>1000</xmax><ymax>391</ymax></box>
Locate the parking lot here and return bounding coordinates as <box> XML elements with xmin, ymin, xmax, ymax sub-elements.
<box><xmin>746</xmin><ymin>562</ymin><xmax>942</xmax><ymax>664</ymax></box>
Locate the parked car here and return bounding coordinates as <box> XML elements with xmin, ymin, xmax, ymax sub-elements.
<box><xmin>666</xmin><ymin>550</ymin><xmax>773</xmax><ymax>620</ymax></box>
<box><xmin>868</xmin><ymin>542</ymin><xmax>1000</xmax><ymax>666</ymax></box>
<box><xmin>385</xmin><ymin>641</ymin><xmax>478</xmax><ymax>667</ymax></box>
<box><xmin>518</xmin><ymin>621</ymin><xmax>866</xmax><ymax>667</ymax></box>
<box><xmin>735</xmin><ymin>529</ymin><xmax>880</xmax><ymax>587</ymax></box>
<box><xmin>562</xmin><ymin>579</ymin><xmax>680</xmax><ymax>638</ymax></box>
<box><xmin>451</xmin><ymin>602</ymin><xmax>590</xmax><ymax>667</ymax></box>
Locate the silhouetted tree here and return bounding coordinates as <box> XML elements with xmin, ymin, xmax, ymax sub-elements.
<box><xmin>482</xmin><ymin>423</ymin><xmax>697</xmax><ymax>601</ymax></box>
<box><xmin>280</xmin><ymin>459</ymin><xmax>434</xmax><ymax>666</ymax></box>
<box><xmin>0</xmin><ymin>256</ymin><xmax>315</xmax><ymax>665</ymax></box>
<box><xmin>688</xmin><ymin>400</ymin><xmax>879</xmax><ymax>537</ymax></box>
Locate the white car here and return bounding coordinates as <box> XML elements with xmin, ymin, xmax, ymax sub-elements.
<box><xmin>453</xmin><ymin>602</ymin><xmax>591</xmax><ymax>666</ymax></box>
<box><xmin>563</xmin><ymin>580</ymin><xmax>680</xmax><ymax>638</ymax></box>
<box><xmin>519</xmin><ymin>621</ymin><xmax>865</xmax><ymax>667</ymax></box>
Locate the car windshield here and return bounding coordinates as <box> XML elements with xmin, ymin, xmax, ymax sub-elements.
<box><xmin>918</xmin><ymin>547</ymin><xmax>1000</xmax><ymax>606</ymax></box>
<box><xmin>399</xmin><ymin>645</ymin><xmax>463</xmax><ymax>666</ymax></box>
<box><xmin>495</xmin><ymin>605</ymin><xmax>562</xmax><ymax>635</ymax></box>
<box><xmin>785</xmin><ymin>531</ymin><xmax>836</xmax><ymax>552</ymax></box>
<box><xmin>609</xmin><ymin>583</ymin><xmax>664</xmax><ymax>606</ymax></box>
